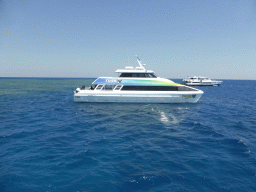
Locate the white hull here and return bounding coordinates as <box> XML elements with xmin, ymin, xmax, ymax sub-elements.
<box><xmin>184</xmin><ymin>81</ymin><xmax>222</xmax><ymax>86</ymax></box>
<box><xmin>182</xmin><ymin>76</ymin><xmax>223</xmax><ymax>86</ymax></box>
<box><xmin>74</xmin><ymin>90</ymin><xmax>203</xmax><ymax>103</ymax></box>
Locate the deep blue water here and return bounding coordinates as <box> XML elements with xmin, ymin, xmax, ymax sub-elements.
<box><xmin>1</xmin><ymin>78</ymin><xmax>256</xmax><ymax>192</ymax></box>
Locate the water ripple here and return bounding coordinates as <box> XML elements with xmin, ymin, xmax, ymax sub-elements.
<box><xmin>1</xmin><ymin>79</ymin><xmax>256</xmax><ymax>191</ymax></box>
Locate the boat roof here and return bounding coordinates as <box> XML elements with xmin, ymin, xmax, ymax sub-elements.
<box><xmin>115</xmin><ymin>57</ymin><xmax>155</xmax><ymax>73</ymax></box>
<box><xmin>115</xmin><ymin>68</ymin><xmax>154</xmax><ymax>73</ymax></box>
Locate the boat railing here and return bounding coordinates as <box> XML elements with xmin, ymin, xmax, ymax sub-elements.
<box><xmin>94</xmin><ymin>84</ymin><xmax>123</xmax><ymax>91</ymax></box>
<box><xmin>114</xmin><ymin>85</ymin><xmax>123</xmax><ymax>90</ymax></box>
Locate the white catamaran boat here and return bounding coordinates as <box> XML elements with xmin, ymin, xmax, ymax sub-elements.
<box><xmin>74</xmin><ymin>57</ymin><xmax>204</xmax><ymax>103</ymax></box>
<box><xmin>182</xmin><ymin>76</ymin><xmax>223</xmax><ymax>86</ymax></box>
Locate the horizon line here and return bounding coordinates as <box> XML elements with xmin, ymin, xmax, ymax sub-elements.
<box><xmin>0</xmin><ymin>77</ymin><xmax>255</xmax><ymax>80</ymax></box>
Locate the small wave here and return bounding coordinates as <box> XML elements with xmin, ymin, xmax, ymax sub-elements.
<box><xmin>160</xmin><ymin>111</ymin><xmax>169</xmax><ymax>123</ymax></box>
<box><xmin>238</xmin><ymin>139</ymin><xmax>247</xmax><ymax>146</ymax></box>
<box><xmin>123</xmin><ymin>175</ymin><xmax>171</xmax><ymax>191</ymax></box>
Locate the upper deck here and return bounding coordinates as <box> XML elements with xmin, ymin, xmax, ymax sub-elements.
<box><xmin>115</xmin><ymin>67</ymin><xmax>154</xmax><ymax>74</ymax></box>
<box><xmin>115</xmin><ymin>57</ymin><xmax>158</xmax><ymax>78</ymax></box>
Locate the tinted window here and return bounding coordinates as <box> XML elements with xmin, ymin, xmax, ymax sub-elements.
<box><xmin>149</xmin><ymin>73</ymin><xmax>157</xmax><ymax>78</ymax></box>
<box><xmin>119</xmin><ymin>73</ymin><xmax>133</xmax><ymax>77</ymax></box>
<box><xmin>121</xmin><ymin>86</ymin><xmax>195</xmax><ymax>91</ymax></box>
<box><xmin>121</xmin><ymin>86</ymin><xmax>178</xmax><ymax>91</ymax></box>
<box><xmin>119</xmin><ymin>73</ymin><xmax>157</xmax><ymax>78</ymax></box>
<box><xmin>104</xmin><ymin>85</ymin><xmax>114</xmax><ymax>90</ymax></box>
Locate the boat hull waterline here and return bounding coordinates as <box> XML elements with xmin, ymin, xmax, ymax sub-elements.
<box><xmin>74</xmin><ymin>90</ymin><xmax>203</xmax><ymax>103</ymax></box>
<box><xmin>184</xmin><ymin>81</ymin><xmax>222</xmax><ymax>86</ymax></box>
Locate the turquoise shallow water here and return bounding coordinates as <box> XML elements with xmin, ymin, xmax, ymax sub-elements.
<box><xmin>0</xmin><ymin>78</ymin><xmax>256</xmax><ymax>192</ymax></box>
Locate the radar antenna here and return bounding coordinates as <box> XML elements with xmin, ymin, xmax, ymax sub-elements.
<box><xmin>135</xmin><ymin>55</ymin><xmax>146</xmax><ymax>71</ymax></box>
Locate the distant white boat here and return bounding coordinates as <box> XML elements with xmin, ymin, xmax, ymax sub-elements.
<box><xmin>182</xmin><ymin>76</ymin><xmax>223</xmax><ymax>86</ymax></box>
<box><xmin>74</xmin><ymin>57</ymin><xmax>204</xmax><ymax>103</ymax></box>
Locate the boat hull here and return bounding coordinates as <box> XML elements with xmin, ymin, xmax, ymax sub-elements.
<box><xmin>183</xmin><ymin>81</ymin><xmax>222</xmax><ymax>86</ymax></box>
<box><xmin>74</xmin><ymin>90</ymin><xmax>203</xmax><ymax>103</ymax></box>
<box><xmin>184</xmin><ymin>83</ymin><xmax>222</xmax><ymax>86</ymax></box>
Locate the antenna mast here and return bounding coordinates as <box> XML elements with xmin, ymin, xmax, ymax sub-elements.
<box><xmin>135</xmin><ymin>55</ymin><xmax>146</xmax><ymax>71</ymax></box>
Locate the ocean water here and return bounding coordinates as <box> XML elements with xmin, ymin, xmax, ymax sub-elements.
<box><xmin>0</xmin><ymin>78</ymin><xmax>256</xmax><ymax>192</ymax></box>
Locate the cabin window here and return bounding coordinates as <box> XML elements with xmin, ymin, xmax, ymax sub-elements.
<box><xmin>119</xmin><ymin>73</ymin><xmax>132</xmax><ymax>77</ymax></box>
<box><xmin>104</xmin><ymin>85</ymin><xmax>114</xmax><ymax>90</ymax></box>
<box><xmin>149</xmin><ymin>73</ymin><xmax>157</xmax><ymax>78</ymax></box>
<box><xmin>121</xmin><ymin>86</ymin><xmax>178</xmax><ymax>91</ymax></box>
<box><xmin>121</xmin><ymin>86</ymin><xmax>195</xmax><ymax>91</ymax></box>
<box><xmin>119</xmin><ymin>73</ymin><xmax>157</xmax><ymax>78</ymax></box>
<box><xmin>95</xmin><ymin>84</ymin><xmax>104</xmax><ymax>90</ymax></box>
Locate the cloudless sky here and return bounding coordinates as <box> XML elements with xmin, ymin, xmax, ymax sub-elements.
<box><xmin>1</xmin><ymin>0</ymin><xmax>256</xmax><ymax>79</ymax></box>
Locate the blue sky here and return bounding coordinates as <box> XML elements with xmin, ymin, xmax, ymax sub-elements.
<box><xmin>1</xmin><ymin>0</ymin><xmax>256</xmax><ymax>79</ymax></box>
